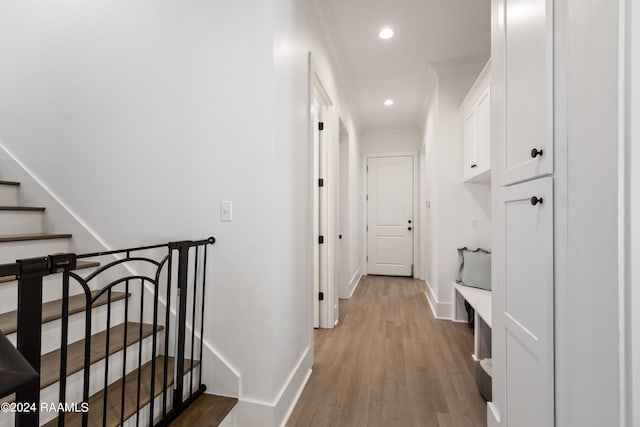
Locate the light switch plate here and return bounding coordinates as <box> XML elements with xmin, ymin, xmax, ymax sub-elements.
<box><xmin>220</xmin><ymin>201</ymin><xmax>232</xmax><ymax>221</ymax></box>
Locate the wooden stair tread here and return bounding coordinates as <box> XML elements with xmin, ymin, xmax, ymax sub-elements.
<box><xmin>0</xmin><ymin>260</ymin><xmax>99</xmax><ymax>285</ymax></box>
<box><xmin>170</xmin><ymin>394</ymin><xmax>238</xmax><ymax>427</ymax></box>
<box><xmin>1</xmin><ymin>322</ymin><xmax>162</xmax><ymax>404</ymax></box>
<box><xmin>0</xmin><ymin>290</ymin><xmax>127</xmax><ymax>335</ymax></box>
<box><xmin>0</xmin><ymin>233</ymin><xmax>72</xmax><ymax>243</ymax></box>
<box><xmin>0</xmin><ymin>205</ymin><xmax>45</xmax><ymax>212</ymax></box>
<box><xmin>44</xmin><ymin>356</ymin><xmax>200</xmax><ymax>427</ymax></box>
<box><xmin>0</xmin><ymin>180</ymin><xmax>20</xmax><ymax>186</ymax></box>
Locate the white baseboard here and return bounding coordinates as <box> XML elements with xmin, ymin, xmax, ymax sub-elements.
<box><xmin>238</xmin><ymin>346</ymin><xmax>312</xmax><ymax>427</ymax></box>
<box><xmin>424</xmin><ymin>279</ymin><xmax>454</xmax><ymax>320</ymax></box>
<box><xmin>201</xmin><ymin>340</ymin><xmax>241</xmax><ymax>397</ymax></box>
<box><xmin>340</xmin><ymin>268</ymin><xmax>362</xmax><ymax>300</ymax></box>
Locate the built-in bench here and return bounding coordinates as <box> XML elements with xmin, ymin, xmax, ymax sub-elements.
<box><xmin>452</xmin><ymin>282</ymin><xmax>491</xmax><ymax>361</ymax></box>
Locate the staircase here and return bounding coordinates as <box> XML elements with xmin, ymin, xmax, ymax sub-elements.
<box><xmin>0</xmin><ymin>179</ymin><xmax>237</xmax><ymax>426</ymax></box>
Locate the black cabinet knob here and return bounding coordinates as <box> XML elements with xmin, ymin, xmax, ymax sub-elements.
<box><xmin>408</xmin><ymin>227</ymin><xmax>412</xmax><ymax>231</ymax></box>
<box><xmin>338</xmin><ymin>234</ymin><xmax>342</xmax><ymax>239</ymax></box>
<box><xmin>530</xmin><ymin>196</ymin><xmax>544</xmax><ymax>206</ymax></box>
<box><xmin>531</xmin><ymin>148</ymin><xmax>544</xmax><ymax>158</ymax></box>
<box><xmin>408</xmin><ymin>220</ymin><xmax>412</xmax><ymax>224</ymax></box>
<box><xmin>470</xmin><ymin>164</ymin><xmax>478</xmax><ymax>168</ymax></box>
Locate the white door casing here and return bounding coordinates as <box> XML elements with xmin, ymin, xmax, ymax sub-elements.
<box><xmin>495</xmin><ymin>176</ymin><xmax>554</xmax><ymax>427</ymax></box>
<box><xmin>311</xmin><ymin>99</ymin><xmax>321</xmax><ymax>329</ymax></box>
<box><xmin>366</xmin><ymin>155</ymin><xmax>414</xmax><ymax>277</ymax></box>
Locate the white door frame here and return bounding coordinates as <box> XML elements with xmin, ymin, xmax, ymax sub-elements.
<box><xmin>308</xmin><ymin>55</ymin><xmax>340</xmax><ymax>329</ymax></box>
<box><xmin>336</xmin><ymin>120</ymin><xmax>350</xmax><ymax>304</ymax></box>
<box><xmin>362</xmin><ymin>151</ymin><xmax>419</xmax><ymax>277</ymax></box>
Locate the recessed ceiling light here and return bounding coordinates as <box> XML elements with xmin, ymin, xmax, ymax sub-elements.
<box><xmin>379</xmin><ymin>28</ymin><xmax>394</xmax><ymax>40</ymax></box>
<box><xmin>384</xmin><ymin>99</ymin><xmax>394</xmax><ymax>106</ymax></box>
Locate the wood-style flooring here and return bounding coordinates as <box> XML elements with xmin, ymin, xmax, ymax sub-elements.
<box><xmin>287</xmin><ymin>275</ymin><xmax>487</xmax><ymax>427</ymax></box>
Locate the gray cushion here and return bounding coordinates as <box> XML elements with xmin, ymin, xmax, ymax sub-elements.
<box><xmin>457</xmin><ymin>247</ymin><xmax>491</xmax><ymax>290</ymax></box>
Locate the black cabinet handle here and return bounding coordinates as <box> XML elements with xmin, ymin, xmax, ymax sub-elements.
<box><xmin>408</xmin><ymin>220</ymin><xmax>412</xmax><ymax>224</ymax></box>
<box><xmin>470</xmin><ymin>164</ymin><xmax>478</xmax><ymax>168</ymax></box>
<box><xmin>531</xmin><ymin>196</ymin><xmax>544</xmax><ymax>206</ymax></box>
<box><xmin>531</xmin><ymin>148</ymin><xmax>544</xmax><ymax>158</ymax></box>
<box><xmin>408</xmin><ymin>227</ymin><xmax>412</xmax><ymax>231</ymax></box>
<box><xmin>338</xmin><ymin>234</ymin><xmax>342</xmax><ymax>239</ymax></box>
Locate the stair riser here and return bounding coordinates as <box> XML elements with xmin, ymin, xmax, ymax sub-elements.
<box><xmin>0</xmin><ymin>268</ymin><xmax>100</xmax><ymax>313</ymax></box>
<box><xmin>0</xmin><ymin>211</ymin><xmax>44</xmax><ymax>235</ymax></box>
<box><xmin>0</xmin><ymin>186</ymin><xmax>18</xmax><ymax>206</ymax></box>
<box><xmin>6</xmin><ymin>302</ymin><xmax>129</xmax><ymax>355</ymax></box>
<box><xmin>0</xmin><ymin>238</ymin><xmax>70</xmax><ymax>264</ymax></box>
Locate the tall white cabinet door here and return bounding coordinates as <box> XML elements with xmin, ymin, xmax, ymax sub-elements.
<box><xmin>495</xmin><ymin>176</ymin><xmax>554</xmax><ymax>426</ymax></box>
<box><xmin>464</xmin><ymin>109</ymin><xmax>479</xmax><ymax>179</ymax></box>
<box><xmin>500</xmin><ymin>0</ymin><xmax>553</xmax><ymax>185</ymax></box>
<box><xmin>477</xmin><ymin>87</ymin><xmax>491</xmax><ymax>173</ymax></box>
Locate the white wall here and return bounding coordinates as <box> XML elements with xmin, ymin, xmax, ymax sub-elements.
<box><xmin>419</xmin><ymin>60</ymin><xmax>490</xmax><ymax>317</ymax></box>
<box><xmin>271</xmin><ymin>0</ymin><xmax>361</xmax><ymax>423</ymax></box>
<box><xmin>0</xmin><ymin>1</ymin><xmax>362</xmax><ymax>426</ymax></box>
<box><xmin>361</xmin><ymin>127</ymin><xmax>421</xmax><ymax>154</ymax></box>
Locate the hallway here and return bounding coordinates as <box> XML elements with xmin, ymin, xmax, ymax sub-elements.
<box><xmin>288</xmin><ymin>276</ymin><xmax>486</xmax><ymax>427</ymax></box>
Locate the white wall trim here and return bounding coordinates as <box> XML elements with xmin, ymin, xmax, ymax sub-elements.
<box><xmin>238</xmin><ymin>347</ymin><xmax>312</xmax><ymax>427</ymax></box>
<box><xmin>344</xmin><ymin>267</ymin><xmax>362</xmax><ymax>299</ymax></box>
<box><xmin>423</xmin><ymin>279</ymin><xmax>454</xmax><ymax>320</ymax></box>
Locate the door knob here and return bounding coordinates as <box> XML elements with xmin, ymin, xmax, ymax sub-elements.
<box><xmin>531</xmin><ymin>148</ymin><xmax>544</xmax><ymax>158</ymax></box>
<box><xmin>408</xmin><ymin>227</ymin><xmax>412</xmax><ymax>231</ymax></box>
<box><xmin>530</xmin><ymin>196</ymin><xmax>544</xmax><ymax>206</ymax></box>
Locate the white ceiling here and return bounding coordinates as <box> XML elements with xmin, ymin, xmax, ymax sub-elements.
<box><xmin>318</xmin><ymin>0</ymin><xmax>491</xmax><ymax>130</ymax></box>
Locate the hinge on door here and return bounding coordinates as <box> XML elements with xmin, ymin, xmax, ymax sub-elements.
<box><xmin>366</xmin><ymin>166</ymin><xmax>369</xmax><ymax>172</ymax></box>
<box><xmin>366</xmin><ymin>195</ymin><xmax>368</xmax><ymax>201</ymax></box>
<box><xmin>319</xmin><ymin>292</ymin><xmax>324</xmax><ymax>301</ymax></box>
<box><xmin>366</xmin><ymin>255</ymin><xmax>369</xmax><ymax>261</ymax></box>
<box><xmin>319</xmin><ymin>235</ymin><xmax>324</xmax><ymax>244</ymax></box>
<box><xmin>318</xmin><ymin>178</ymin><xmax>324</xmax><ymax>187</ymax></box>
<box><xmin>411</xmin><ymin>264</ymin><xmax>414</xmax><ymax>277</ymax></box>
<box><xmin>318</xmin><ymin>122</ymin><xmax>324</xmax><ymax>131</ymax></box>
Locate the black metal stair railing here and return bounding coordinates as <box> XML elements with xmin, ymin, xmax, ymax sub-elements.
<box><xmin>0</xmin><ymin>236</ymin><xmax>215</xmax><ymax>427</ymax></box>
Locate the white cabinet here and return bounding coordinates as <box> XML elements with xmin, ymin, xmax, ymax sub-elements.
<box><xmin>461</xmin><ymin>61</ymin><xmax>491</xmax><ymax>182</ymax></box>
<box><xmin>498</xmin><ymin>0</ymin><xmax>553</xmax><ymax>186</ymax></box>
<box><xmin>493</xmin><ymin>177</ymin><xmax>554</xmax><ymax>427</ymax></box>
<box><xmin>491</xmin><ymin>0</ymin><xmax>555</xmax><ymax>425</ymax></box>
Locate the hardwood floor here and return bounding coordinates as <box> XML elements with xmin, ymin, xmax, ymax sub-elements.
<box><xmin>287</xmin><ymin>275</ymin><xmax>487</xmax><ymax>427</ymax></box>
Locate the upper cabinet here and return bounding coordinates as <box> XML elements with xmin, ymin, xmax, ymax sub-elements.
<box><xmin>498</xmin><ymin>0</ymin><xmax>553</xmax><ymax>186</ymax></box>
<box><xmin>461</xmin><ymin>60</ymin><xmax>491</xmax><ymax>183</ymax></box>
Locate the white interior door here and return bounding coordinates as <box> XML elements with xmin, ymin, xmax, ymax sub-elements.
<box><xmin>367</xmin><ymin>156</ymin><xmax>413</xmax><ymax>276</ymax></box>
<box><xmin>496</xmin><ymin>176</ymin><xmax>554</xmax><ymax>427</ymax></box>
